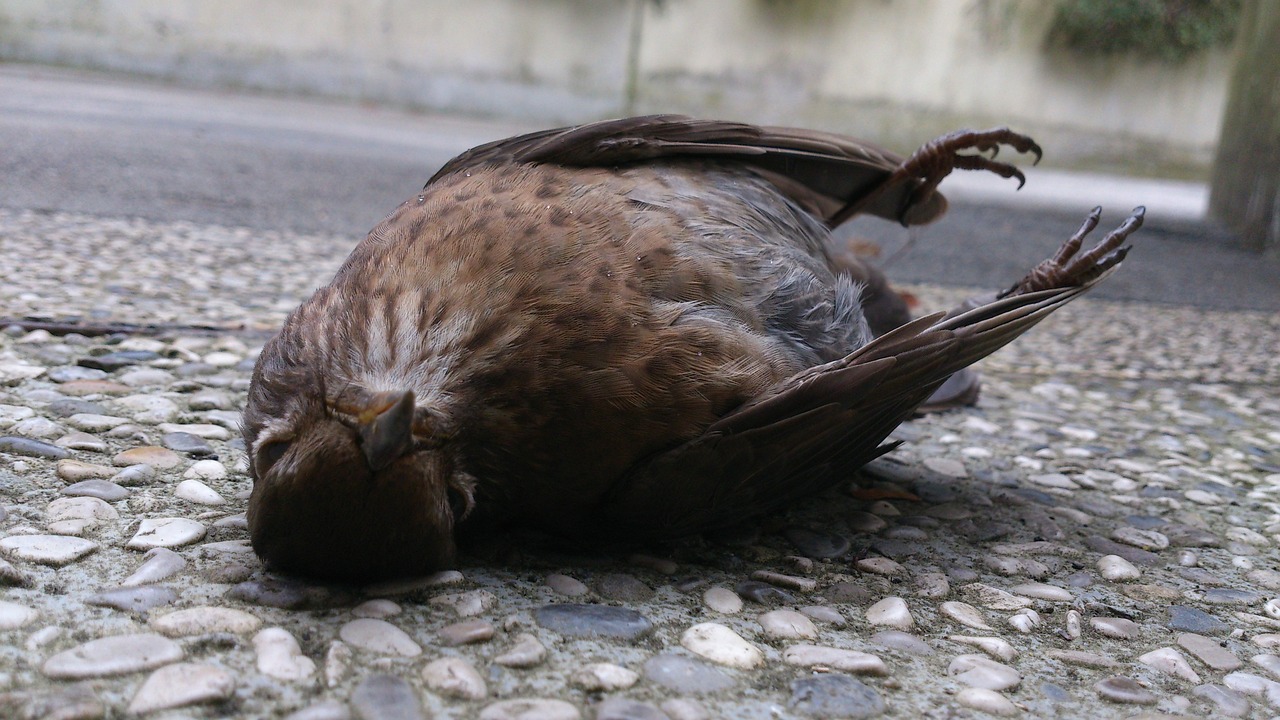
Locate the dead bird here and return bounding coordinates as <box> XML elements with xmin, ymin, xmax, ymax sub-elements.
<box><xmin>241</xmin><ymin>115</ymin><xmax>1144</xmax><ymax>581</ymax></box>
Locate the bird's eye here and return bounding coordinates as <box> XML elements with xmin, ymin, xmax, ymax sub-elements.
<box><xmin>258</xmin><ymin>440</ymin><xmax>291</xmax><ymax>470</ymax></box>
<box><xmin>447</xmin><ymin>486</ymin><xmax>473</xmax><ymax>522</ymax></box>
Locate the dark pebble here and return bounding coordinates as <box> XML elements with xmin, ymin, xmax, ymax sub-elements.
<box><xmin>61</xmin><ymin>479</ymin><xmax>129</xmax><ymax>502</ymax></box>
<box><xmin>46</xmin><ymin>366</ymin><xmax>107</xmax><ymax>383</ymax></box>
<box><xmin>735</xmin><ymin>580</ymin><xmax>796</xmax><ymax>605</ymax></box>
<box><xmin>1163</xmin><ymin>524</ymin><xmax>1223</xmax><ymax>548</ymax></box>
<box><xmin>785</xmin><ymin>527</ymin><xmax>851</xmax><ymax>559</ymax></box>
<box><xmin>46</xmin><ymin>398</ymin><xmax>108</xmax><ymax>417</ymax></box>
<box><xmin>1194</xmin><ymin>481</ymin><xmax>1237</xmax><ymax>499</ymax></box>
<box><xmin>1203</xmin><ymin>588</ymin><xmax>1264</xmax><ymax>605</ymax></box>
<box><xmin>228</xmin><ymin>578</ymin><xmax>311</xmax><ymax>609</ymax></box>
<box><xmin>0</xmin><ymin>436</ymin><xmax>70</xmax><ymax>460</ymax></box>
<box><xmin>1177</xmin><ymin>568</ymin><xmax>1228</xmax><ymax>586</ymax></box>
<box><xmin>594</xmin><ymin>697</ymin><xmax>669</xmax><ymax>720</ymax></box>
<box><xmin>672</xmin><ymin>576</ymin><xmax>706</xmax><ymax>593</ymax></box>
<box><xmin>227</xmin><ymin>437</ymin><xmax>247</xmax><ymax>452</ymax></box>
<box><xmin>1084</xmin><ymin>536</ymin><xmax>1160</xmax><ymax>566</ymax></box>
<box><xmin>162</xmin><ymin>432</ymin><xmax>214</xmax><ymax>456</ymax></box>
<box><xmin>350</xmin><ymin>674</ymin><xmax>424</xmax><ymax>720</ymax></box>
<box><xmin>1006</xmin><ymin>487</ymin><xmax>1058</xmax><ymax>506</ymax></box>
<box><xmin>78</xmin><ymin>350</ymin><xmax>158</xmax><ymax>371</ymax></box>
<box><xmin>1167</xmin><ymin>605</ymin><xmax>1231</xmax><ymax>635</ymax></box>
<box><xmin>869</xmin><ymin>539</ymin><xmax>919</xmax><ymax>558</ymax></box>
<box><xmin>205</xmin><ymin>562</ymin><xmax>257</xmax><ymax>585</ymax></box>
<box><xmin>85</xmin><ymin>585</ymin><xmax>178</xmax><ymax>612</ymax></box>
<box><xmin>1125</xmin><ymin>515</ymin><xmax>1166</xmax><ymax>529</ymax></box>
<box><xmin>823</xmin><ymin>582</ymin><xmax>873</xmax><ymax>605</ymax></box>
<box><xmin>594</xmin><ymin>573</ymin><xmax>654</xmax><ymax>602</ymax></box>
<box><xmin>642</xmin><ymin>654</ymin><xmax>734</xmax><ymax>694</ymax></box>
<box><xmin>533</xmin><ymin>604</ymin><xmax>653</xmax><ymax>640</ymax></box>
<box><xmin>913</xmin><ymin>481</ymin><xmax>960</xmax><ymax>503</ymax></box>
<box><xmin>789</xmin><ymin>674</ymin><xmax>886</xmax><ymax>718</ymax></box>
<box><xmin>174</xmin><ymin>362</ymin><xmax>218</xmax><ymax>377</ymax></box>
<box><xmin>1094</xmin><ymin>676</ymin><xmax>1158</xmax><ymax>705</ymax></box>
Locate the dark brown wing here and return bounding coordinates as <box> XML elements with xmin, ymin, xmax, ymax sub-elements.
<box><xmin>425</xmin><ymin>115</ymin><xmax>928</xmax><ymax>226</ymax></box>
<box><xmin>591</xmin><ymin>206</ymin><xmax>1144</xmax><ymax>540</ymax></box>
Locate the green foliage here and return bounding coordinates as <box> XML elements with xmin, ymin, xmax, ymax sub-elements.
<box><xmin>1049</xmin><ymin>0</ymin><xmax>1242</xmax><ymax>62</ymax></box>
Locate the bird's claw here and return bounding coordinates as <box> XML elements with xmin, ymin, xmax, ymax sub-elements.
<box><xmin>999</xmin><ymin>206</ymin><xmax>1146</xmax><ymax>298</ymax></box>
<box><xmin>895</xmin><ymin>127</ymin><xmax>1044</xmax><ymax>224</ymax></box>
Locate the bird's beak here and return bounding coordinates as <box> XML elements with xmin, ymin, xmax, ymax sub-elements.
<box><xmin>356</xmin><ymin>390</ymin><xmax>417</xmax><ymax>471</ymax></box>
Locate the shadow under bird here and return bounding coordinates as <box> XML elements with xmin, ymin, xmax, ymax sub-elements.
<box><xmin>242</xmin><ymin>115</ymin><xmax>1145</xmax><ymax>582</ymax></box>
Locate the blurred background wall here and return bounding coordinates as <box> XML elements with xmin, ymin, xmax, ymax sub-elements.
<box><xmin>0</xmin><ymin>0</ymin><xmax>1234</xmax><ymax>177</ymax></box>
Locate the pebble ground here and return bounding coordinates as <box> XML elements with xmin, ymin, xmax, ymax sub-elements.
<box><xmin>2</xmin><ymin>207</ymin><xmax>1280</xmax><ymax>719</ymax></box>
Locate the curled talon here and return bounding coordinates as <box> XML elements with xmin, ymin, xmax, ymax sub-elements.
<box><xmin>1001</xmin><ymin>206</ymin><xmax>1146</xmax><ymax>297</ymax></box>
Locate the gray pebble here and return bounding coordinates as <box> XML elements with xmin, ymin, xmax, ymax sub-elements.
<box><xmin>1191</xmin><ymin>683</ymin><xmax>1251</xmax><ymax>717</ymax></box>
<box><xmin>0</xmin><ymin>436</ymin><xmax>70</xmax><ymax>459</ymax></box>
<box><xmin>438</xmin><ymin>620</ymin><xmax>494</xmax><ymax>646</ymax></box>
<box><xmin>1094</xmin><ymin>676</ymin><xmax>1158</xmax><ymax>705</ymax></box>
<box><xmin>86</xmin><ymin>585</ymin><xmax>178</xmax><ymax>612</ymax></box>
<box><xmin>870</xmin><ymin>630</ymin><xmax>933</xmax><ymax>655</ymax></box>
<box><xmin>228</xmin><ymin>578</ymin><xmax>311</xmax><ymax>609</ymax></box>
<box><xmin>1203</xmin><ymin>588</ymin><xmax>1264</xmax><ymax>605</ymax></box>
<box><xmin>350</xmin><ymin>674</ymin><xmax>424</xmax><ymax>720</ymax></box>
<box><xmin>734</xmin><ymin>580</ymin><xmax>796</xmax><ymax>605</ymax></box>
<box><xmin>594</xmin><ymin>698</ymin><xmax>670</xmax><ymax>720</ymax></box>
<box><xmin>47</xmin><ymin>366</ymin><xmax>107</xmax><ymax>383</ymax></box>
<box><xmin>61</xmin><ymin>479</ymin><xmax>129</xmax><ymax>502</ymax></box>
<box><xmin>162</xmin><ymin>432</ymin><xmax>214</xmax><ymax>456</ymax></box>
<box><xmin>534</xmin><ymin>604</ymin><xmax>653</xmax><ymax>640</ymax></box>
<box><xmin>788</xmin><ymin>674</ymin><xmax>886</xmax><ymax>718</ymax></box>
<box><xmin>121</xmin><ymin>548</ymin><xmax>187</xmax><ymax>586</ymax></box>
<box><xmin>784</xmin><ymin>526</ymin><xmax>851</xmax><ymax>558</ymax></box>
<box><xmin>594</xmin><ymin>573</ymin><xmax>654</xmax><ymax>601</ymax></box>
<box><xmin>1168</xmin><ymin>605</ymin><xmax>1231</xmax><ymax>635</ymax></box>
<box><xmin>642</xmin><ymin>654</ymin><xmax>734</xmax><ymax>694</ymax></box>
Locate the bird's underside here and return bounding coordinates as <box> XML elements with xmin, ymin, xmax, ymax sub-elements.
<box><xmin>243</xmin><ymin>115</ymin><xmax>1144</xmax><ymax>581</ymax></box>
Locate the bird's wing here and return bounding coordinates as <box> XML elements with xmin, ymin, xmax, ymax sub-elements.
<box><xmin>425</xmin><ymin>115</ymin><xmax>922</xmax><ymax>226</ymax></box>
<box><xmin>592</xmin><ymin>207</ymin><xmax>1144</xmax><ymax>539</ymax></box>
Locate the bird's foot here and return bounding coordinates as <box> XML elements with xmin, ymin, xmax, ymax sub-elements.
<box><xmin>895</xmin><ymin>127</ymin><xmax>1043</xmax><ymax>224</ymax></box>
<box><xmin>999</xmin><ymin>206</ymin><xmax>1146</xmax><ymax>298</ymax></box>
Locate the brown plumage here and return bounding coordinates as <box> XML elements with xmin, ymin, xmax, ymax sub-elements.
<box><xmin>243</xmin><ymin>115</ymin><xmax>1143</xmax><ymax>582</ymax></box>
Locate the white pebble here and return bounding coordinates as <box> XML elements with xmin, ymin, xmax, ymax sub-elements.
<box><xmin>183</xmin><ymin>460</ymin><xmax>228</xmax><ymax>481</ymax></box>
<box><xmin>253</xmin><ymin>627</ymin><xmax>317</xmax><ymax>681</ymax></box>
<box><xmin>1138</xmin><ymin>647</ymin><xmax>1201</xmax><ymax>683</ymax></box>
<box><xmin>127</xmin><ymin>662</ymin><xmax>235</xmax><ymax>714</ymax></box>
<box><xmin>1097</xmin><ymin>555</ymin><xmax>1141</xmax><ymax>581</ymax></box>
<box><xmin>703</xmin><ymin>586</ymin><xmax>743</xmax><ymax>614</ymax></box>
<box><xmin>955</xmin><ymin>687</ymin><xmax>1020</xmax><ymax>716</ymax></box>
<box><xmin>152</xmin><ymin>606</ymin><xmax>262</xmax><ymax>637</ymax></box>
<box><xmin>758</xmin><ymin>609</ymin><xmax>818</xmax><ymax>640</ymax></box>
<box><xmin>339</xmin><ymin>618</ymin><xmax>422</xmax><ymax>656</ymax></box>
<box><xmin>0</xmin><ymin>601</ymin><xmax>38</xmax><ymax>630</ymax></box>
<box><xmin>865</xmin><ymin>597</ymin><xmax>914</xmax><ymax>630</ymax></box>
<box><xmin>175</xmin><ymin>479</ymin><xmax>226</xmax><ymax>505</ymax></box>
<box><xmin>782</xmin><ymin>644</ymin><xmax>887</xmax><ymax>675</ymax></box>
<box><xmin>422</xmin><ymin>656</ymin><xmax>488</xmax><ymax>699</ymax></box>
<box><xmin>127</xmin><ymin>517</ymin><xmax>207</xmax><ymax>550</ymax></box>
<box><xmin>948</xmin><ymin>654</ymin><xmax>1022</xmax><ymax>691</ymax></box>
<box><xmin>680</xmin><ymin>622</ymin><xmax>763</xmax><ymax>669</ymax></box>
<box><xmin>949</xmin><ymin>635</ymin><xmax>1018</xmax><ymax>662</ymax></box>
<box><xmin>940</xmin><ymin>601</ymin><xmax>992</xmax><ymax>631</ymax></box>
<box><xmin>569</xmin><ymin>662</ymin><xmax>638</xmax><ymax>691</ymax></box>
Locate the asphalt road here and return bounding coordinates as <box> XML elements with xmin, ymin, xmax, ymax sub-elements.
<box><xmin>3</xmin><ymin>64</ymin><xmax>1276</xmax><ymax>312</ymax></box>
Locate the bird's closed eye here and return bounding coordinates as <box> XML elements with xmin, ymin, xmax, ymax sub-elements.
<box><xmin>258</xmin><ymin>440</ymin><xmax>292</xmax><ymax>471</ymax></box>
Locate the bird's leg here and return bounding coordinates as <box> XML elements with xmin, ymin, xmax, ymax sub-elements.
<box><xmin>998</xmin><ymin>206</ymin><xmax>1146</xmax><ymax>298</ymax></box>
<box><xmin>892</xmin><ymin>128</ymin><xmax>1043</xmax><ymax>225</ymax></box>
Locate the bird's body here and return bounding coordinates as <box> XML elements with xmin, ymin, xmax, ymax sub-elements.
<box><xmin>244</xmin><ymin>116</ymin><xmax>1143</xmax><ymax>582</ymax></box>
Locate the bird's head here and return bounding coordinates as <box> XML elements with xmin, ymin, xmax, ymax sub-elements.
<box><xmin>242</xmin><ymin>356</ymin><xmax>473</xmax><ymax>583</ymax></box>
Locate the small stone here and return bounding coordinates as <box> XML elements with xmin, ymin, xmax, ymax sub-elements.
<box><xmin>1205</xmin><ymin>588</ymin><xmax>1265</xmax><ymax>605</ymax></box>
<box><xmin>865</xmin><ymin>596</ymin><xmax>913</xmax><ymax>630</ymax></box>
<box><xmin>593</xmin><ymin>573</ymin><xmax>654</xmax><ymax>601</ymax></box>
<box><xmin>55</xmin><ymin>431</ymin><xmax>108</xmax><ymax>451</ymax></box>
<box><xmin>0</xmin><ymin>600</ymin><xmax>38</xmax><ymax>629</ymax></box>
<box><xmin>1179</xmin><ymin>633</ymin><xmax>1242</xmax><ymax>671</ymax></box>
<box><xmin>121</xmin><ymin>547</ymin><xmax>186</xmax><ymax>586</ymax></box>
<box><xmin>0</xmin><ymin>557</ymin><xmax>32</xmax><ymax>587</ymax></box>
<box><xmin>60</xmin><ymin>478</ymin><xmax>129</xmax><ymax>502</ymax></box>
<box><xmin>158</xmin><ymin>423</ymin><xmax>229</xmax><ymax>440</ymax></box>
<box><xmin>111</xmin><ymin>463</ymin><xmax>156</xmax><ymax>486</ymax></box>
<box><xmin>1191</xmin><ymin>683</ymin><xmax>1251</xmax><ymax>717</ymax></box>
<box><xmin>939</xmin><ymin>601</ymin><xmax>991</xmax><ymax>630</ymax></box>
<box><xmin>1254</xmin><ymin>653</ymin><xmax>1280</xmax><ymax>680</ymax></box>
<box><xmin>1008</xmin><ymin>582</ymin><xmax>1073</xmax><ymax>602</ymax></box>
<box><xmin>1047</xmin><ymin>649</ymin><xmax>1120</xmax><ymax>668</ymax></box>
<box><xmin>109</xmin><ymin>444</ymin><xmax>175</xmax><ymax>471</ymax></box>
<box><xmin>429</xmin><ymin>589</ymin><xmax>496</xmax><ymax>617</ymax></box>
<box><xmin>1091</xmin><ymin>617</ymin><xmax>1139</xmax><ymax>639</ymax></box>
<box><xmin>642</xmin><ymin>654</ymin><xmax>734</xmax><ymax>693</ymax></box>
<box><xmin>1098</xmin><ymin>555</ymin><xmax>1141</xmax><ymax>581</ymax></box>
<box><xmin>351</xmin><ymin>674</ymin><xmax>424</xmax><ymax>720</ymax></box>
<box><xmin>175</xmin><ymin>478</ymin><xmax>226</xmax><ymax>505</ymax></box>
<box><xmin>352</xmin><ymin>599</ymin><xmax>401</xmax><ymax>618</ymax></box>
<box><xmin>284</xmin><ymin>701</ymin><xmax>353</xmax><ymax>720</ymax></box>
<box><xmin>66</xmin><ymin>413</ymin><xmax>129</xmax><ymax>432</ymax></box>
<box><xmin>924</xmin><ymin>457</ymin><xmax>967</xmax><ymax>478</ymax></box>
<box><xmin>534</xmin><ymin>604</ymin><xmax>653</xmax><ymax>640</ymax></box>
<box><xmin>117</xmin><ymin>368</ymin><xmax>175</xmax><ymax>387</ymax></box>
<box><xmin>1008</xmin><ymin>609</ymin><xmax>1042</xmax><ymax>634</ymax></box>
<box><xmin>116</xmin><ymin>395</ymin><xmax>180</xmax><ymax>424</ymax></box>
<box><xmin>1169</xmin><ymin>605</ymin><xmax>1231</xmax><ymax>635</ymax></box>
<box><xmin>0</xmin><ymin>534</ymin><xmax>97</xmax><ymax>565</ymax></box>
<box><xmin>340</xmin><ymin>619</ymin><xmax>422</xmax><ymax>656</ymax></box>
<box><xmin>960</xmin><ymin>583</ymin><xmax>1034</xmax><ymax>610</ymax></box>
<box><xmin>127</xmin><ymin>662</ymin><xmax>235</xmax><ymax>714</ymax></box>
<box><xmin>162</xmin><ymin>431</ymin><xmax>215</xmax><ymax>455</ymax></box>
<box><xmin>948</xmin><ymin>654</ymin><xmax>1021</xmax><ymax>691</ymax></box>
<box><xmin>127</xmin><ymin>517</ymin><xmax>206</xmax><ymax>549</ymax></box>
<box><xmin>254</xmin><ymin>627</ymin><xmax>317</xmax><ymax>681</ymax></box>
<box><xmin>422</xmin><ymin>656</ymin><xmax>487</xmax><ymax>699</ymax></box>
<box><xmin>661</xmin><ymin>699</ymin><xmax>710</xmax><ymax>720</ymax></box>
<box><xmin>45</xmin><ymin>495</ymin><xmax>118</xmax><ymax>535</ymax></box>
<box><xmin>570</xmin><ymin>662</ymin><xmax>639</xmax><ymax>691</ymax></box>
<box><xmin>784</xmin><ymin>526</ymin><xmax>851</xmax><ymax>558</ymax></box>
<box><xmin>183</xmin><ymin>459</ymin><xmax>227</xmax><ymax>481</ymax></box>
<box><xmin>1139</xmin><ymin>647</ymin><xmax>1202</xmax><ymax>683</ymax></box>
<box><xmin>788</xmin><ymin>674</ymin><xmax>886</xmax><ymax>718</ymax></box>
<box><xmin>949</xmin><ymin>635</ymin><xmax>1017</xmax><ymax>662</ymax></box>
<box><xmin>324</xmin><ymin>641</ymin><xmax>353</xmax><ymax>688</ymax></box>
<box><xmin>1095</xmin><ymin>676</ymin><xmax>1159</xmax><ymax>705</ymax></box>
<box><xmin>1110</xmin><ymin>526</ymin><xmax>1170</xmax><ymax>551</ymax></box>
<box><xmin>871</xmin><ymin>630</ymin><xmax>933</xmax><ymax>655</ymax></box>
<box><xmin>783</xmin><ymin>644</ymin><xmax>888</xmax><ymax>675</ymax></box>
<box><xmin>439</xmin><ymin>619</ymin><xmax>494</xmax><ymax>646</ymax></box>
<box><xmin>0</xmin><ymin>436</ymin><xmax>70</xmax><ymax>459</ymax></box>
<box><xmin>479</xmin><ymin>699</ymin><xmax>580</xmax><ymax>720</ymax></box>
<box><xmin>703</xmin><ymin>586</ymin><xmax>743</xmax><ymax>614</ymax></box>
<box><xmin>751</xmin><ymin>569</ymin><xmax>817</xmax><ymax>592</ymax></box>
<box><xmin>759</xmin><ymin>609</ymin><xmax>818</xmax><ymax>640</ymax></box>
<box><xmin>42</xmin><ymin>633</ymin><xmax>183</xmax><ymax>678</ymax></box>
<box><xmin>800</xmin><ymin>605</ymin><xmax>846</xmax><ymax>626</ymax></box>
<box><xmin>736</xmin><ymin>580</ymin><xmax>797</xmax><ymax>604</ymax></box>
<box><xmin>85</xmin><ymin>585</ymin><xmax>177</xmax><ymax>612</ymax></box>
<box><xmin>494</xmin><ymin>633</ymin><xmax>547</xmax><ymax>668</ymax></box>
<box><xmin>680</xmin><ymin>622</ymin><xmax>764</xmax><ymax>668</ymax></box>
<box><xmin>856</xmin><ymin>557</ymin><xmax>905</xmax><ymax>576</ymax></box>
<box><xmin>55</xmin><ymin>459</ymin><xmax>116</xmax><ymax>481</ymax></box>
<box><xmin>847</xmin><ymin>511</ymin><xmax>887</xmax><ymax>533</ymax></box>
<box><xmin>545</xmin><ymin>573</ymin><xmax>589</xmax><ymax>597</ymax></box>
<box><xmin>955</xmin><ymin>687</ymin><xmax>1020</xmax><ymax>716</ymax></box>
<box><xmin>152</xmin><ymin>606</ymin><xmax>262</xmax><ymax>636</ymax></box>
